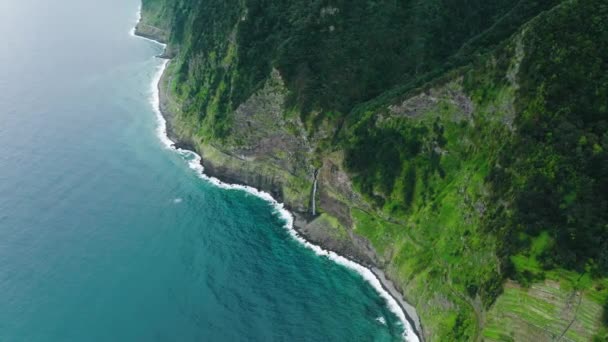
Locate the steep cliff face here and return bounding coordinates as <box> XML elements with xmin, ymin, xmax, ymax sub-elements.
<box><xmin>139</xmin><ymin>0</ymin><xmax>608</xmax><ymax>340</ymax></box>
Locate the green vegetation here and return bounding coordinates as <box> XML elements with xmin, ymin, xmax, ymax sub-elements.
<box><xmin>141</xmin><ymin>0</ymin><xmax>608</xmax><ymax>339</ymax></box>
<box><xmin>347</xmin><ymin>75</ymin><xmax>507</xmax><ymax>338</ymax></box>
<box><xmin>486</xmin><ymin>0</ymin><xmax>608</xmax><ymax>278</ymax></box>
<box><xmin>484</xmin><ymin>280</ymin><xmax>605</xmax><ymax>341</ymax></box>
<box><xmin>142</xmin><ymin>0</ymin><xmax>560</xmax><ymax>140</ymax></box>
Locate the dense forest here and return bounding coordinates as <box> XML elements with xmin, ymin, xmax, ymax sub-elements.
<box><xmin>140</xmin><ymin>0</ymin><xmax>608</xmax><ymax>340</ymax></box>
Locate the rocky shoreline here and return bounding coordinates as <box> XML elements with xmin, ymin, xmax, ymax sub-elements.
<box><xmin>134</xmin><ymin>23</ymin><xmax>424</xmax><ymax>340</ymax></box>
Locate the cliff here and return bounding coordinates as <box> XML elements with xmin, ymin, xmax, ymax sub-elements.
<box><xmin>138</xmin><ymin>0</ymin><xmax>608</xmax><ymax>340</ymax></box>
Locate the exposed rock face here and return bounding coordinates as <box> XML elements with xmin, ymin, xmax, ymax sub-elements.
<box><xmin>134</xmin><ymin>22</ymin><xmax>168</xmax><ymax>44</ymax></box>
<box><xmin>389</xmin><ymin>78</ymin><xmax>474</xmax><ymax>121</ymax></box>
<box><xmin>229</xmin><ymin>69</ymin><xmax>312</xmax><ymax>176</ymax></box>
<box><xmin>201</xmin><ymin>150</ymin><xmax>287</xmax><ymax>202</ymax></box>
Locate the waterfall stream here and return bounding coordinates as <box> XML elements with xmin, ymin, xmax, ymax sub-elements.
<box><xmin>311</xmin><ymin>169</ymin><xmax>318</xmax><ymax>216</ymax></box>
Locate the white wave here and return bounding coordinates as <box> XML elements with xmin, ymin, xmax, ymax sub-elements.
<box><xmin>129</xmin><ymin>5</ymin><xmax>141</xmax><ymax>37</ymax></box>
<box><xmin>130</xmin><ymin>4</ymin><xmax>167</xmax><ymax>47</ymax></box>
<box><xmin>173</xmin><ymin>198</ymin><xmax>183</xmax><ymax>204</ymax></box>
<box><xmin>150</xmin><ymin>59</ymin><xmax>173</xmax><ymax>149</ymax></box>
<box><xmin>376</xmin><ymin>316</ymin><xmax>387</xmax><ymax>325</ymax></box>
<box><xmin>192</xmin><ymin>166</ymin><xmax>420</xmax><ymax>341</ymax></box>
<box><xmin>132</xmin><ymin>15</ymin><xmax>419</xmax><ymax>342</ymax></box>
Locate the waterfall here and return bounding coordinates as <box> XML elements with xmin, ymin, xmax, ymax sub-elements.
<box><xmin>311</xmin><ymin>169</ymin><xmax>318</xmax><ymax>216</ymax></box>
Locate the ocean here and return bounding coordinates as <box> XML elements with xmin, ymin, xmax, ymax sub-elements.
<box><xmin>0</xmin><ymin>0</ymin><xmax>416</xmax><ymax>340</ymax></box>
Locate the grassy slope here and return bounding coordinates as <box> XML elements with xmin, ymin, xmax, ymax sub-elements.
<box><xmin>343</xmin><ymin>1</ymin><xmax>608</xmax><ymax>340</ymax></box>
<box><xmin>346</xmin><ymin>75</ymin><xmax>508</xmax><ymax>339</ymax></box>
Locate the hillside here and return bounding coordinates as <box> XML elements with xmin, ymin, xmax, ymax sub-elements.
<box><xmin>138</xmin><ymin>0</ymin><xmax>608</xmax><ymax>340</ymax></box>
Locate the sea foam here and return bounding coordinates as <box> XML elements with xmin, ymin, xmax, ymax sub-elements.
<box><xmin>138</xmin><ymin>24</ymin><xmax>419</xmax><ymax>342</ymax></box>
<box><xmin>130</xmin><ymin>5</ymin><xmax>165</xmax><ymax>46</ymax></box>
<box><xmin>129</xmin><ymin>5</ymin><xmax>141</xmax><ymax>37</ymax></box>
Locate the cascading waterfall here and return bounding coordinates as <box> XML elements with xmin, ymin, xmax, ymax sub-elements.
<box><xmin>311</xmin><ymin>169</ymin><xmax>319</xmax><ymax>216</ymax></box>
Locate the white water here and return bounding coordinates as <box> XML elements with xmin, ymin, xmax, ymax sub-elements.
<box><xmin>129</xmin><ymin>5</ymin><xmax>141</xmax><ymax>37</ymax></box>
<box><xmin>311</xmin><ymin>172</ymin><xmax>317</xmax><ymax>216</ymax></box>
<box><xmin>135</xmin><ymin>10</ymin><xmax>419</xmax><ymax>341</ymax></box>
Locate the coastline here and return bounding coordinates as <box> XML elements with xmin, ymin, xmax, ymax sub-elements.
<box><xmin>132</xmin><ymin>13</ymin><xmax>423</xmax><ymax>342</ymax></box>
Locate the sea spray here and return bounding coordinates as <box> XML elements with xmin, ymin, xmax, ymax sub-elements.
<box><xmin>150</xmin><ymin>59</ymin><xmax>172</xmax><ymax>149</ymax></box>
<box><xmin>138</xmin><ymin>18</ymin><xmax>420</xmax><ymax>342</ymax></box>
<box><xmin>129</xmin><ymin>5</ymin><xmax>142</xmax><ymax>37</ymax></box>
<box><xmin>129</xmin><ymin>6</ymin><xmax>138</xmax><ymax>36</ymax></box>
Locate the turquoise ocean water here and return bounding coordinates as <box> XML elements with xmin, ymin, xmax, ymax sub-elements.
<box><xmin>0</xmin><ymin>1</ymin><xmax>415</xmax><ymax>340</ymax></box>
